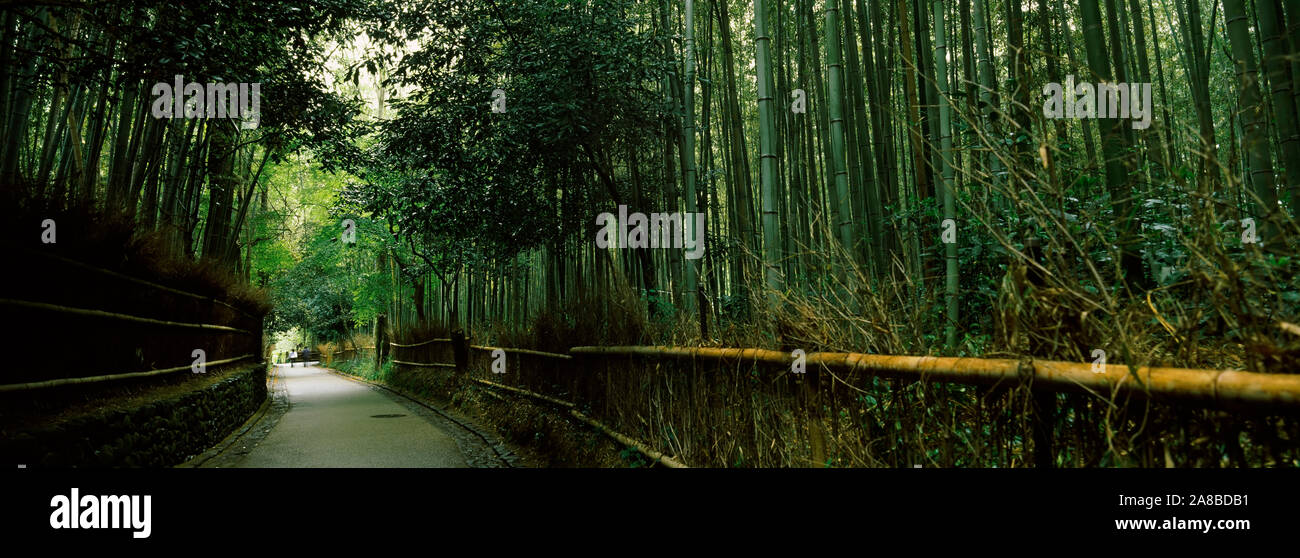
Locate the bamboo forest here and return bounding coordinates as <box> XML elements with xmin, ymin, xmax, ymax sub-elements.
<box><xmin>2</xmin><ymin>0</ymin><xmax>1299</xmax><ymax>482</ymax></box>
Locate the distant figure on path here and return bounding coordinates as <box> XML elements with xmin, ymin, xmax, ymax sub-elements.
<box><xmin>289</xmin><ymin>349</ymin><xmax>298</xmax><ymax>366</ymax></box>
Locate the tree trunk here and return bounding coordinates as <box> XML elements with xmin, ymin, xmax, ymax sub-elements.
<box><xmin>1259</xmin><ymin>0</ymin><xmax>1300</xmax><ymax>208</ymax></box>
<box><xmin>1081</xmin><ymin>0</ymin><xmax>1146</xmax><ymax>288</ymax></box>
<box><xmin>683</xmin><ymin>0</ymin><xmax>700</xmax><ymax>312</ymax></box>
<box><xmin>1223</xmin><ymin>0</ymin><xmax>1286</xmax><ymax>240</ymax></box>
<box><xmin>933</xmin><ymin>0</ymin><xmax>958</xmax><ymax>347</ymax></box>
<box><xmin>755</xmin><ymin>0</ymin><xmax>782</xmax><ymax>298</ymax></box>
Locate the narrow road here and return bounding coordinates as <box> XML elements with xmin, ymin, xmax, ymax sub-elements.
<box><xmin>203</xmin><ymin>364</ymin><xmax>474</xmax><ymax>467</ymax></box>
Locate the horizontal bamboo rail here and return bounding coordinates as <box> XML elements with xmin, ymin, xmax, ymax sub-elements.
<box><xmin>0</xmin><ymin>354</ymin><xmax>258</xmax><ymax>392</ymax></box>
<box><xmin>569</xmin><ymin>346</ymin><xmax>1300</xmax><ymax>409</ymax></box>
<box><xmin>473</xmin><ymin>378</ymin><xmax>574</xmax><ymax>408</ymax></box>
<box><xmin>390</xmin><ymin>359</ymin><xmax>456</xmax><ymax>369</ymax></box>
<box><xmin>471</xmin><ymin>378</ymin><xmax>686</xmax><ymax>467</ymax></box>
<box><xmin>0</xmin><ymin>298</ymin><xmax>253</xmax><ymax>334</ymax></box>
<box><xmin>569</xmin><ymin>408</ymin><xmax>687</xmax><ymax>468</ymax></box>
<box><xmin>469</xmin><ymin>345</ymin><xmax>573</xmax><ymax>360</ymax></box>
<box><xmin>329</xmin><ymin>346</ymin><xmax>375</xmax><ymax>354</ymax></box>
<box><xmin>389</xmin><ymin>338</ymin><xmax>450</xmax><ymax>348</ymax></box>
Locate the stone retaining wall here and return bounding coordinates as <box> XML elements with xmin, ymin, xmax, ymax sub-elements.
<box><xmin>0</xmin><ymin>365</ymin><xmax>266</xmax><ymax>467</ymax></box>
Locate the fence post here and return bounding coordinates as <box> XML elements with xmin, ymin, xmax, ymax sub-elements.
<box><xmin>256</xmin><ymin>315</ymin><xmax>265</xmax><ymax>364</ymax></box>
<box><xmin>376</xmin><ymin>314</ymin><xmax>387</xmax><ymax>369</ymax></box>
<box><xmin>1025</xmin><ymin>236</ymin><xmax>1055</xmax><ymax>468</ymax></box>
<box><xmin>452</xmin><ymin>329</ymin><xmax>468</xmax><ymax>376</ymax></box>
<box><xmin>804</xmin><ymin>361</ymin><xmax>827</xmax><ymax>468</ymax></box>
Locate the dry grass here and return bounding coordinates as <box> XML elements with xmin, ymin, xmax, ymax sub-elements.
<box><xmin>2</xmin><ymin>199</ymin><xmax>272</xmax><ymax>315</ymax></box>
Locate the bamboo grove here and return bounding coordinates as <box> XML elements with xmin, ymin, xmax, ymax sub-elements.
<box><xmin>1</xmin><ymin>1</ymin><xmax>367</xmax><ymax>276</ymax></box>
<box><xmin>4</xmin><ymin>0</ymin><xmax>1299</xmax><ymax>374</ymax></box>
<box><xmin>347</xmin><ymin>0</ymin><xmax>1299</xmax><ymax>371</ymax></box>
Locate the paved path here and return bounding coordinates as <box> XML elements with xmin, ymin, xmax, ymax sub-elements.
<box><xmin>209</xmin><ymin>365</ymin><xmax>469</xmax><ymax>467</ymax></box>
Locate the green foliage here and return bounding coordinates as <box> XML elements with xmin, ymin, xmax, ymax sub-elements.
<box><xmin>643</xmin><ymin>291</ymin><xmax>677</xmax><ymax>322</ymax></box>
<box><xmin>263</xmin><ymin>215</ymin><xmax>395</xmax><ymax>341</ymax></box>
<box><xmin>618</xmin><ymin>446</ymin><xmax>651</xmax><ymax>468</ymax></box>
<box><xmin>339</xmin><ymin>0</ymin><xmax>665</xmax><ymax>280</ymax></box>
<box><xmin>332</xmin><ymin>357</ymin><xmax>393</xmax><ymax>383</ymax></box>
<box><xmin>250</xmin><ymin>150</ymin><xmax>402</xmax><ymax>342</ymax></box>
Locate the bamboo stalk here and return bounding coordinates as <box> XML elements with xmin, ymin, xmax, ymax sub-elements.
<box><xmin>571</xmin><ymin>345</ymin><xmax>788</xmax><ymax>362</ymax></box>
<box><xmin>0</xmin><ymin>298</ymin><xmax>253</xmax><ymax>334</ymax></box>
<box><xmin>569</xmin><ymin>408</ymin><xmax>688</xmax><ymax>468</ymax></box>
<box><xmin>390</xmin><ymin>359</ymin><xmax>456</xmax><ymax>369</ymax></box>
<box><xmin>469</xmin><ymin>345</ymin><xmax>573</xmax><ymax>360</ymax></box>
<box><xmin>388</xmin><ymin>338</ymin><xmax>450</xmax><ymax>348</ymax></box>
<box><xmin>569</xmin><ymin>346</ymin><xmax>1300</xmax><ymax>408</ymax></box>
<box><xmin>0</xmin><ymin>354</ymin><xmax>256</xmax><ymax>392</ymax></box>
<box><xmin>1279</xmin><ymin>322</ymin><xmax>1300</xmax><ymax>338</ymax></box>
<box><xmin>473</xmin><ymin>378</ymin><xmax>575</xmax><ymax>408</ymax></box>
<box><xmin>471</xmin><ymin>378</ymin><xmax>686</xmax><ymax>468</ymax></box>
